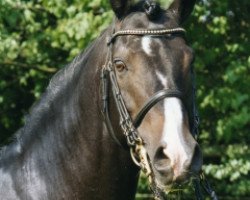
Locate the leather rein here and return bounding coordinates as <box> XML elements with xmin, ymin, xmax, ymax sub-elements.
<box><xmin>100</xmin><ymin>26</ymin><xmax>218</xmax><ymax>200</ymax></box>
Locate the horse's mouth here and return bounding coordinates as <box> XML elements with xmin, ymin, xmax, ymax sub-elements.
<box><xmin>153</xmin><ymin>168</ymin><xmax>200</xmax><ymax>193</ymax></box>
<box><xmin>154</xmin><ymin>172</ymin><xmax>198</xmax><ymax>195</ymax></box>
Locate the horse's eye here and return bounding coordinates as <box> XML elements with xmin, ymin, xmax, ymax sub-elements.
<box><xmin>114</xmin><ymin>60</ymin><xmax>126</xmax><ymax>72</ymax></box>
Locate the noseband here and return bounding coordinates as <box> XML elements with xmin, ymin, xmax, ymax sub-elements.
<box><xmin>100</xmin><ymin>26</ymin><xmax>217</xmax><ymax>200</ymax></box>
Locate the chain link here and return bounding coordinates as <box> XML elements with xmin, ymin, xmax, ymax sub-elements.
<box><xmin>131</xmin><ymin>143</ymin><xmax>166</xmax><ymax>200</ymax></box>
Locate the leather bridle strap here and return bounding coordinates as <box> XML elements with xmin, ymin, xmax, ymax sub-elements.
<box><xmin>108</xmin><ymin>27</ymin><xmax>186</xmax><ymax>44</ymax></box>
<box><xmin>134</xmin><ymin>89</ymin><xmax>182</xmax><ymax>128</ymax></box>
<box><xmin>191</xmin><ymin>67</ymin><xmax>200</xmax><ymax>139</ymax></box>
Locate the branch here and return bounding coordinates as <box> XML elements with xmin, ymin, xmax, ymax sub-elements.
<box><xmin>0</xmin><ymin>61</ymin><xmax>57</xmax><ymax>73</ymax></box>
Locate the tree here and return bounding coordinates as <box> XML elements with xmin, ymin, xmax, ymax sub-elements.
<box><xmin>0</xmin><ymin>0</ymin><xmax>249</xmax><ymax>198</ymax></box>
<box><xmin>0</xmin><ymin>0</ymin><xmax>112</xmax><ymax>143</ymax></box>
<box><xmin>188</xmin><ymin>1</ymin><xmax>250</xmax><ymax>197</ymax></box>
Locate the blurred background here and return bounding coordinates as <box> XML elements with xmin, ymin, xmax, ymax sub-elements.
<box><xmin>0</xmin><ymin>0</ymin><xmax>249</xmax><ymax>199</ymax></box>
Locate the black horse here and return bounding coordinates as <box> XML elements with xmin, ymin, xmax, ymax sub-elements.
<box><xmin>0</xmin><ymin>0</ymin><xmax>203</xmax><ymax>199</ymax></box>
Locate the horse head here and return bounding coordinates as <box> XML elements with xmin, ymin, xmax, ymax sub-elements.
<box><xmin>107</xmin><ymin>0</ymin><xmax>202</xmax><ymax>189</ymax></box>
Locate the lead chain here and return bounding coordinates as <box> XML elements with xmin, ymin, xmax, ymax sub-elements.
<box><xmin>131</xmin><ymin>144</ymin><xmax>166</xmax><ymax>200</ymax></box>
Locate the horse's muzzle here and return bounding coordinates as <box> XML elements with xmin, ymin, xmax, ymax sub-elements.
<box><xmin>153</xmin><ymin>143</ymin><xmax>202</xmax><ymax>186</ymax></box>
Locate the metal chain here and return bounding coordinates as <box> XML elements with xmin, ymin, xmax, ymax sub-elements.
<box><xmin>131</xmin><ymin>144</ymin><xmax>166</xmax><ymax>200</ymax></box>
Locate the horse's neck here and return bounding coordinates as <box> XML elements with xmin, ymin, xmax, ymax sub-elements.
<box><xmin>0</xmin><ymin>28</ymin><xmax>139</xmax><ymax>200</ymax></box>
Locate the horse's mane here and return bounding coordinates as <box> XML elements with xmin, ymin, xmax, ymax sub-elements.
<box><xmin>0</xmin><ymin>28</ymin><xmax>109</xmax><ymax>161</ymax></box>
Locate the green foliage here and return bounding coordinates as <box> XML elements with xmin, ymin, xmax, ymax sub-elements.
<box><xmin>186</xmin><ymin>0</ymin><xmax>250</xmax><ymax>198</ymax></box>
<box><xmin>0</xmin><ymin>0</ymin><xmax>249</xmax><ymax>199</ymax></box>
<box><xmin>0</xmin><ymin>0</ymin><xmax>112</xmax><ymax>143</ymax></box>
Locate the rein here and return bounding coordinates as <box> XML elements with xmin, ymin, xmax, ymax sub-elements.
<box><xmin>100</xmin><ymin>27</ymin><xmax>218</xmax><ymax>200</ymax></box>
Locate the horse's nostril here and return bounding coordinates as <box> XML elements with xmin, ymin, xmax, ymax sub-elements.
<box><xmin>153</xmin><ymin>147</ymin><xmax>171</xmax><ymax>171</ymax></box>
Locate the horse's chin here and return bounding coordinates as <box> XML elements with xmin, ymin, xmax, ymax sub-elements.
<box><xmin>154</xmin><ymin>179</ymin><xmax>190</xmax><ymax>196</ymax></box>
<box><xmin>154</xmin><ymin>172</ymin><xmax>192</xmax><ymax>193</ymax></box>
<box><xmin>155</xmin><ymin>179</ymin><xmax>174</xmax><ymax>193</ymax></box>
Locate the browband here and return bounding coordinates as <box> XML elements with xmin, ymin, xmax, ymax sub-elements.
<box><xmin>108</xmin><ymin>27</ymin><xmax>186</xmax><ymax>44</ymax></box>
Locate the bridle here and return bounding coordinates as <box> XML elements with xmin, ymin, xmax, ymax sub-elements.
<box><xmin>100</xmin><ymin>26</ymin><xmax>218</xmax><ymax>200</ymax></box>
<box><xmin>102</xmin><ymin>27</ymin><xmax>188</xmax><ymax>146</ymax></box>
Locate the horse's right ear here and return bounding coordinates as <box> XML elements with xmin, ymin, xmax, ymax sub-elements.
<box><xmin>109</xmin><ymin>0</ymin><xmax>130</xmax><ymax>19</ymax></box>
<box><xmin>168</xmin><ymin>0</ymin><xmax>196</xmax><ymax>23</ymax></box>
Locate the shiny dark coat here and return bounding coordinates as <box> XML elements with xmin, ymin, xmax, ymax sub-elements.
<box><xmin>0</xmin><ymin>0</ymin><xmax>197</xmax><ymax>199</ymax></box>
<box><xmin>0</xmin><ymin>31</ymin><xmax>138</xmax><ymax>199</ymax></box>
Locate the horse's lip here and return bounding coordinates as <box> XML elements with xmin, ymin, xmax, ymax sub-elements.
<box><xmin>153</xmin><ymin>163</ymin><xmax>174</xmax><ymax>186</ymax></box>
<box><xmin>153</xmin><ymin>163</ymin><xmax>193</xmax><ymax>186</ymax></box>
<box><xmin>154</xmin><ymin>171</ymin><xmax>192</xmax><ymax>192</ymax></box>
<box><xmin>153</xmin><ymin>158</ymin><xmax>173</xmax><ymax>175</ymax></box>
<box><xmin>155</xmin><ymin>179</ymin><xmax>173</xmax><ymax>192</ymax></box>
<box><xmin>154</xmin><ymin>164</ymin><xmax>172</xmax><ymax>175</ymax></box>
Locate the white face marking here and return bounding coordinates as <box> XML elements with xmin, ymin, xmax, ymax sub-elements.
<box><xmin>161</xmin><ymin>98</ymin><xmax>189</xmax><ymax>177</ymax></box>
<box><xmin>156</xmin><ymin>71</ymin><xmax>168</xmax><ymax>87</ymax></box>
<box><xmin>142</xmin><ymin>36</ymin><xmax>152</xmax><ymax>55</ymax></box>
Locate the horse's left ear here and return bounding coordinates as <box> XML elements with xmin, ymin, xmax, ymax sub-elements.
<box><xmin>168</xmin><ymin>0</ymin><xmax>196</xmax><ymax>23</ymax></box>
<box><xmin>109</xmin><ymin>0</ymin><xmax>131</xmax><ymax>20</ymax></box>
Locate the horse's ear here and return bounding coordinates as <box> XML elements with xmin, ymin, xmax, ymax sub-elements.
<box><xmin>109</xmin><ymin>0</ymin><xmax>131</xmax><ymax>19</ymax></box>
<box><xmin>168</xmin><ymin>0</ymin><xmax>196</xmax><ymax>23</ymax></box>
